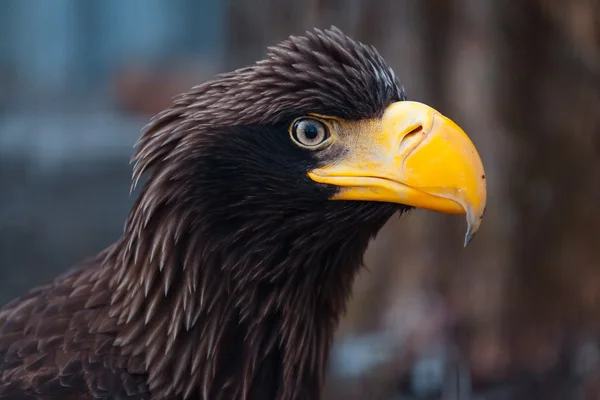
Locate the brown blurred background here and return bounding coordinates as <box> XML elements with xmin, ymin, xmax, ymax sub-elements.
<box><xmin>0</xmin><ymin>1</ymin><xmax>599</xmax><ymax>399</ymax></box>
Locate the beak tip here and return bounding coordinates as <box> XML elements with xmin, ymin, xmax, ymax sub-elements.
<box><xmin>464</xmin><ymin>232</ymin><xmax>475</xmax><ymax>247</ymax></box>
<box><xmin>463</xmin><ymin>213</ymin><xmax>483</xmax><ymax>247</ymax></box>
<box><xmin>463</xmin><ymin>203</ymin><xmax>484</xmax><ymax>247</ymax></box>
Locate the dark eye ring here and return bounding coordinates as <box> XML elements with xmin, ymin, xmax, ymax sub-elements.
<box><xmin>290</xmin><ymin>118</ymin><xmax>331</xmax><ymax>149</ymax></box>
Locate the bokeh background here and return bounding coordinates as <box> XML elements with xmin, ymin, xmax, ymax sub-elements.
<box><xmin>1</xmin><ymin>1</ymin><xmax>599</xmax><ymax>399</ymax></box>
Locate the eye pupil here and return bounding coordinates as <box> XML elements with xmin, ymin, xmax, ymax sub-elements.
<box><xmin>304</xmin><ymin>124</ymin><xmax>319</xmax><ymax>140</ymax></box>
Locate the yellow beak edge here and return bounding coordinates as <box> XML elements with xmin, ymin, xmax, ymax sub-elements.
<box><xmin>308</xmin><ymin>101</ymin><xmax>487</xmax><ymax>246</ymax></box>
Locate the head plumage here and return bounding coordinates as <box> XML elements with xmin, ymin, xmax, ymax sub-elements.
<box><xmin>130</xmin><ymin>26</ymin><xmax>405</xmax><ymax>192</ymax></box>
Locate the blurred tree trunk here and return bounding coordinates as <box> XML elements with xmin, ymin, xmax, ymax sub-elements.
<box><xmin>498</xmin><ymin>0</ymin><xmax>600</xmax><ymax>390</ymax></box>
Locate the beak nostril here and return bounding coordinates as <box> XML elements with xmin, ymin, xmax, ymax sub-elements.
<box><xmin>405</xmin><ymin>125</ymin><xmax>423</xmax><ymax>140</ymax></box>
<box><xmin>399</xmin><ymin>125</ymin><xmax>423</xmax><ymax>153</ymax></box>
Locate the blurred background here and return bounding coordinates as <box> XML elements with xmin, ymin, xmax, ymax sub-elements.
<box><xmin>0</xmin><ymin>0</ymin><xmax>599</xmax><ymax>399</ymax></box>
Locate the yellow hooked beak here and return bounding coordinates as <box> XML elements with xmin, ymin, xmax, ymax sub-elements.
<box><xmin>308</xmin><ymin>101</ymin><xmax>487</xmax><ymax>246</ymax></box>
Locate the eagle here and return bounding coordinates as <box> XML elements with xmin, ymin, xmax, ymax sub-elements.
<box><xmin>0</xmin><ymin>27</ymin><xmax>486</xmax><ymax>400</ymax></box>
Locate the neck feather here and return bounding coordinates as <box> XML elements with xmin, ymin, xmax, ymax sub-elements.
<box><xmin>100</xmin><ymin>193</ymin><xmax>395</xmax><ymax>399</ymax></box>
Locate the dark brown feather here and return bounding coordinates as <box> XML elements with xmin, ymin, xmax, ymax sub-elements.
<box><xmin>0</xmin><ymin>27</ymin><xmax>407</xmax><ymax>399</ymax></box>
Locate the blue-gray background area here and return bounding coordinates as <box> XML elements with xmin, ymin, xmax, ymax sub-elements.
<box><xmin>0</xmin><ymin>0</ymin><xmax>224</xmax><ymax>303</ymax></box>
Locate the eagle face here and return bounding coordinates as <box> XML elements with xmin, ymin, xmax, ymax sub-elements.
<box><xmin>133</xmin><ymin>27</ymin><xmax>486</xmax><ymax>249</ymax></box>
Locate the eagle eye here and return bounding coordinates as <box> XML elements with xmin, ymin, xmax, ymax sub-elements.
<box><xmin>290</xmin><ymin>118</ymin><xmax>331</xmax><ymax>149</ymax></box>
